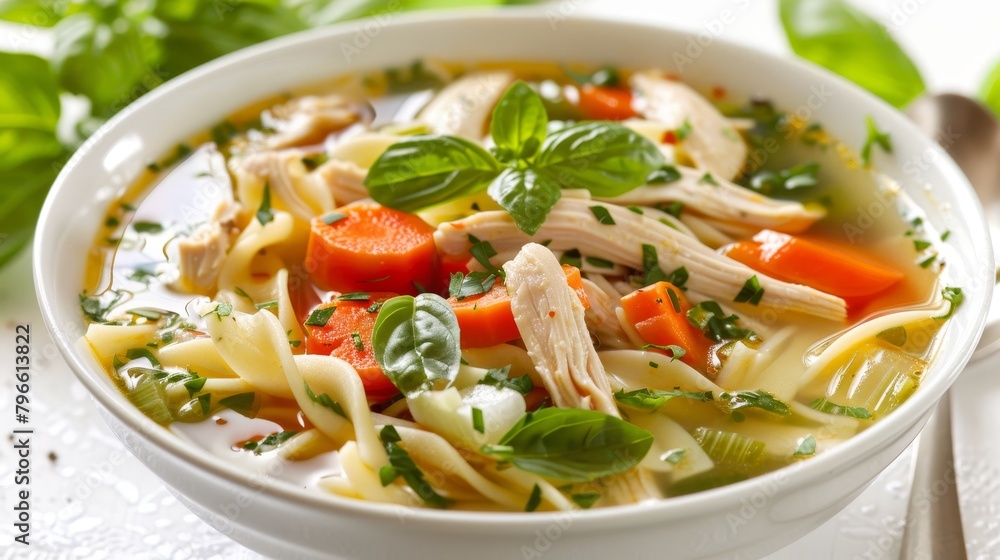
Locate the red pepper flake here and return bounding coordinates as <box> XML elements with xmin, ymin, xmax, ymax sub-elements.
<box><xmin>548</xmin><ymin>310</ymin><xmax>557</xmax><ymax>318</ymax></box>
<box><xmin>662</xmin><ymin>130</ymin><xmax>678</xmax><ymax>145</ymax></box>
<box><xmin>711</xmin><ymin>85</ymin><xmax>727</xmax><ymax>99</ymax></box>
<box><xmin>665</xmin><ymin>73</ymin><xmax>681</xmax><ymax>81</ymax></box>
<box><xmin>215</xmin><ymin>417</ymin><xmax>228</xmax><ymax>425</ymax></box>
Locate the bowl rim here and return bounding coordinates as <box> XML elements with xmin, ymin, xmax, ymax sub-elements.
<box><xmin>33</xmin><ymin>6</ymin><xmax>993</xmax><ymax>530</ymax></box>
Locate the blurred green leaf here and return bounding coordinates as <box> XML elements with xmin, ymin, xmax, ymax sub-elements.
<box><xmin>779</xmin><ymin>0</ymin><xmax>925</xmax><ymax>108</ymax></box>
<box><xmin>52</xmin><ymin>12</ymin><xmax>148</xmax><ymax>117</ymax></box>
<box><xmin>0</xmin><ymin>0</ymin><xmax>63</xmax><ymax>26</ymax></box>
<box><xmin>980</xmin><ymin>59</ymin><xmax>1000</xmax><ymax>118</ymax></box>
<box><xmin>155</xmin><ymin>2</ymin><xmax>309</xmax><ymax>79</ymax></box>
<box><xmin>0</xmin><ymin>157</ymin><xmax>65</xmax><ymax>269</ymax></box>
<box><xmin>0</xmin><ymin>52</ymin><xmax>63</xmax><ymax>171</ymax></box>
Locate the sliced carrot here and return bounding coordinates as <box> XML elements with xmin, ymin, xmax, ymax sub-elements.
<box><xmin>561</xmin><ymin>264</ymin><xmax>591</xmax><ymax>310</ymax></box>
<box><xmin>449</xmin><ymin>267</ymin><xmax>591</xmax><ymax>348</ymax></box>
<box><xmin>621</xmin><ymin>281</ymin><xmax>712</xmax><ymax>372</ymax></box>
<box><xmin>306</xmin><ymin>203</ymin><xmax>440</xmax><ymax>296</ymax></box>
<box><xmin>725</xmin><ymin>230</ymin><xmax>903</xmax><ymax>304</ymax></box>
<box><xmin>577</xmin><ymin>84</ymin><xmax>637</xmax><ymax>121</ymax></box>
<box><xmin>304</xmin><ymin>293</ymin><xmax>399</xmax><ymax>401</ymax></box>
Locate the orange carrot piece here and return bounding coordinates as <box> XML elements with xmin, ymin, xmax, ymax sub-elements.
<box><xmin>621</xmin><ymin>281</ymin><xmax>711</xmax><ymax>372</ymax></box>
<box><xmin>449</xmin><ymin>278</ymin><xmax>520</xmax><ymax>348</ymax></box>
<box><xmin>561</xmin><ymin>264</ymin><xmax>591</xmax><ymax>309</ymax></box>
<box><xmin>304</xmin><ymin>293</ymin><xmax>399</xmax><ymax>401</ymax></box>
<box><xmin>306</xmin><ymin>203</ymin><xmax>440</xmax><ymax>296</ymax></box>
<box><xmin>449</xmin><ymin>267</ymin><xmax>591</xmax><ymax>348</ymax></box>
<box><xmin>725</xmin><ymin>230</ymin><xmax>903</xmax><ymax>301</ymax></box>
<box><xmin>577</xmin><ymin>84</ymin><xmax>637</xmax><ymax>121</ymax></box>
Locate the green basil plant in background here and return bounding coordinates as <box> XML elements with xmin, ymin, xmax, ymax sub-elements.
<box><xmin>3</xmin><ymin>0</ymin><xmax>1000</xmax><ymax>272</ymax></box>
<box><xmin>0</xmin><ymin>0</ymin><xmax>536</xmax><ymax>269</ymax></box>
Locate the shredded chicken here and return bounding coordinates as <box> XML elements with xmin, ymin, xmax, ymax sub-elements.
<box><xmin>314</xmin><ymin>159</ymin><xmax>367</xmax><ymax>205</ymax></box>
<box><xmin>262</xmin><ymin>95</ymin><xmax>371</xmax><ymax>149</ymax></box>
<box><xmin>503</xmin><ymin>244</ymin><xmax>661</xmax><ymax>502</ymax></box>
<box><xmin>418</xmin><ymin>70</ymin><xmax>515</xmax><ymax>140</ymax></box>
<box><xmin>631</xmin><ymin>71</ymin><xmax>748</xmax><ymax>181</ymax></box>
<box><xmin>436</xmin><ymin>199</ymin><xmax>847</xmax><ymax>320</ymax></box>
<box><xmin>173</xmin><ymin>201</ymin><xmax>241</xmax><ymax>294</ymax></box>
<box><xmin>597</xmin><ymin>165</ymin><xmax>824</xmax><ymax>234</ymax></box>
<box><xmin>581</xmin><ymin>277</ymin><xmax>632</xmax><ymax>350</ymax></box>
<box><xmin>231</xmin><ymin>149</ymin><xmax>334</xmax><ymax>221</ymax></box>
<box><xmin>504</xmin><ymin>244</ymin><xmax>618</xmax><ymax>413</ymax></box>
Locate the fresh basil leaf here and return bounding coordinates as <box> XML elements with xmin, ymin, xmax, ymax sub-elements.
<box><xmin>482</xmin><ymin>407</ymin><xmax>653</xmax><ymax>482</ymax></box>
<box><xmin>614</xmin><ymin>388</ymin><xmax>714</xmax><ymax>412</ymax></box>
<box><xmin>490</xmin><ymin>80</ymin><xmax>548</xmax><ymax>162</ymax></box>
<box><xmin>779</xmin><ymin>0</ymin><xmax>925</xmax><ymax>108</ymax></box>
<box><xmin>51</xmin><ymin>12</ymin><xmax>148</xmax><ymax>117</ymax></box>
<box><xmin>980</xmin><ymin>59</ymin><xmax>1000</xmax><ymax>118</ymax></box>
<box><xmin>487</xmin><ymin>167</ymin><xmax>562</xmax><ymax>236</ymax></box>
<box><xmin>533</xmin><ymin>121</ymin><xmax>664</xmax><ymax>197</ymax></box>
<box><xmin>366</xmin><ymin>136</ymin><xmax>501</xmax><ymax>212</ymax></box>
<box><xmin>372</xmin><ymin>294</ymin><xmax>462</xmax><ymax>397</ymax></box>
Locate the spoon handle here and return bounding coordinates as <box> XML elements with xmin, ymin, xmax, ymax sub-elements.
<box><xmin>899</xmin><ymin>392</ymin><xmax>967</xmax><ymax>559</ymax></box>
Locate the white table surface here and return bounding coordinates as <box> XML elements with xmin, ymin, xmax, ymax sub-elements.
<box><xmin>1</xmin><ymin>1</ymin><xmax>998</xmax><ymax>558</ymax></box>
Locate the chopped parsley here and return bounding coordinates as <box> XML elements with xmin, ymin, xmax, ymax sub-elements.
<box><xmin>219</xmin><ymin>392</ymin><xmax>256</xmax><ymax>417</ymax></box>
<box><xmin>861</xmin><ymin>116</ymin><xmax>892</xmax><ymax>166</ymax></box>
<box><xmin>641</xmin><ymin>343</ymin><xmax>686</xmax><ymax>361</ymax></box>
<box><xmin>809</xmin><ymin>398</ymin><xmax>873</xmax><ymax>419</ymax></box>
<box><xmin>472</xmin><ymin>407</ymin><xmax>485</xmax><ymax>434</ymax></box>
<box><xmin>132</xmin><ymin>221</ymin><xmax>164</xmax><ymax>234</ymax></box>
<box><xmin>338</xmin><ymin>292</ymin><xmax>371</xmax><ymax>301</ymax></box>
<box><xmin>793</xmin><ymin>435</ymin><xmax>816</xmax><ymax>457</ymax></box>
<box><xmin>468</xmin><ymin>234</ymin><xmax>504</xmax><ymax>277</ymax></box>
<box><xmin>687</xmin><ymin>301</ymin><xmax>755</xmax><ymax>342</ymax></box>
<box><xmin>934</xmin><ymin>286</ymin><xmax>964</xmax><ymax>320</ymax></box>
<box><xmin>351</xmin><ymin>331</ymin><xmax>364</xmax><ymax>351</ymax></box>
<box><xmin>733</xmin><ymin>275</ymin><xmax>765</xmax><ymax>305</ymax></box>
<box><xmin>322</xmin><ymin>211</ymin><xmax>347</xmax><ymax>225</ymax></box>
<box><xmin>646</xmin><ymin>165</ymin><xmax>681</xmax><ymax>184</ymax></box>
<box><xmin>525</xmin><ymin>484</ymin><xmax>542</xmax><ymax>512</ymax></box>
<box><xmin>305</xmin><ymin>306</ymin><xmax>336</xmax><ymax>327</ymax></box>
<box><xmin>304</xmin><ymin>382</ymin><xmax>347</xmax><ymax>419</ymax></box>
<box><xmin>379</xmin><ymin>425</ymin><xmax>451</xmax><ymax>508</ymax></box>
<box><xmin>202</xmin><ymin>302</ymin><xmax>234</xmax><ymax>321</ymax></box>
<box><xmin>477</xmin><ymin>365</ymin><xmax>533</xmax><ymax>396</ymax></box>
<box><xmin>256</xmin><ymin>183</ymin><xmax>274</xmax><ymax>226</ymax></box>
<box><xmin>661</xmin><ymin>448</ymin><xmax>686</xmax><ymax>464</ymax></box>
<box><xmin>589</xmin><ymin>205</ymin><xmax>616</xmax><ymax>225</ymax></box>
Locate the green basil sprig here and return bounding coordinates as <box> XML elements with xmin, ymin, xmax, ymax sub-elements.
<box><xmin>779</xmin><ymin>0</ymin><xmax>925</xmax><ymax>108</ymax></box>
<box><xmin>365</xmin><ymin>81</ymin><xmax>664</xmax><ymax>235</ymax></box>
<box><xmin>371</xmin><ymin>293</ymin><xmax>462</xmax><ymax>397</ymax></box>
<box><xmin>481</xmin><ymin>408</ymin><xmax>654</xmax><ymax>482</ymax></box>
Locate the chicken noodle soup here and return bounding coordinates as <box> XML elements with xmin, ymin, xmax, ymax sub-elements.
<box><xmin>80</xmin><ymin>61</ymin><xmax>962</xmax><ymax>511</ymax></box>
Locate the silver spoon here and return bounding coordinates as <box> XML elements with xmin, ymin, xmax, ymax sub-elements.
<box><xmin>900</xmin><ymin>93</ymin><xmax>1000</xmax><ymax>560</ymax></box>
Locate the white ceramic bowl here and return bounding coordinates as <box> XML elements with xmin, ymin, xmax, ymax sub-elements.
<box><xmin>35</xmin><ymin>9</ymin><xmax>993</xmax><ymax>559</ymax></box>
